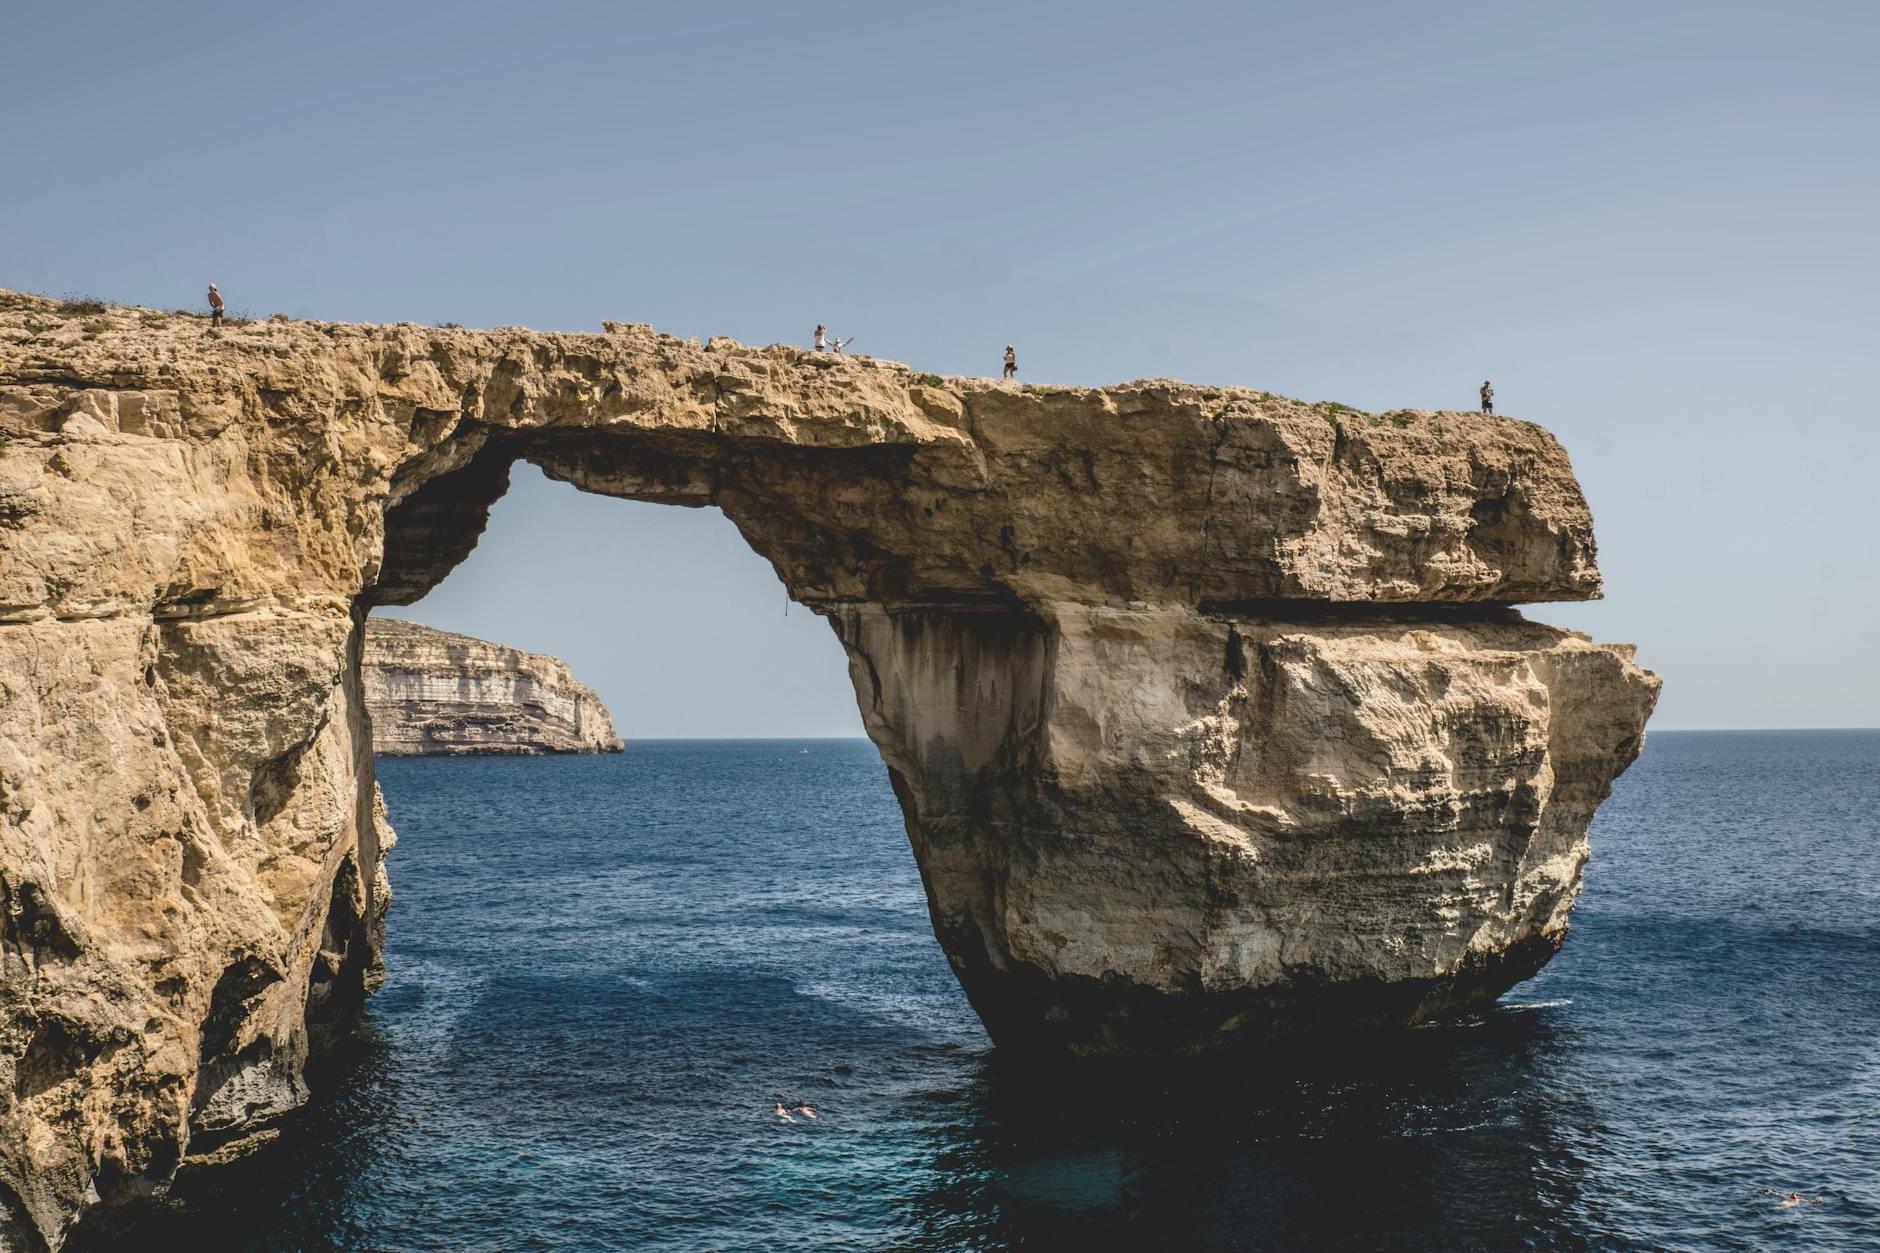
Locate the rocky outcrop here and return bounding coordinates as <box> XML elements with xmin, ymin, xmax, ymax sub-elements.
<box><xmin>362</xmin><ymin>618</ymin><xmax>622</xmax><ymax>756</ymax></box>
<box><xmin>0</xmin><ymin>290</ymin><xmax>1657</xmax><ymax>1248</ymax></box>
<box><xmin>845</xmin><ymin>606</ymin><xmax>1654</xmax><ymax>1053</ymax></box>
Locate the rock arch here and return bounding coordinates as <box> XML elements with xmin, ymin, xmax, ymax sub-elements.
<box><xmin>0</xmin><ymin>293</ymin><xmax>1657</xmax><ymax>1247</ymax></box>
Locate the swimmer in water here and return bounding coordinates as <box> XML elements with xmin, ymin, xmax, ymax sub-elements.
<box><xmin>1768</xmin><ymin>1190</ymin><xmax>1823</xmax><ymax>1207</ymax></box>
<box><xmin>773</xmin><ymin>1102</ymin><xmax>796</xmax><ymax>1122</ymax></box>
<box><xmin>791</xmin><ymin>1102</ymin><xmax>819</xmax><ymax>1119</ymax></box>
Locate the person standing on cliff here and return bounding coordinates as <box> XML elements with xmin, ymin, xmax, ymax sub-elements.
<box><xmin>207</xmin><ymin>284</ymin><xmax>225</xmax><ymax>326</ymax></box>
<box><xmin>814</xmin><ymin>324</ymin><xmax>826</xmax><ymax>351</ymax></box>
<box><xmin>1003</xmin><ymin>345</ymin><xmax>1017</xmax><ymax>380</ymax></box>
<box><xmin>1480</xmin><ymin>379</ymin><xmax>1494</xmax><ymax>414</ymax></box>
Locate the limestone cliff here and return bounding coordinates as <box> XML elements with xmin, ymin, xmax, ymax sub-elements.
<box><xmin>0</xmin><ymin>290</ymin><xmax>1657</xmax><ymax>1249</ymax></box>
<box><xmin>362</xmin><ymin>618</ymin><xmax>622</xmax><ymax>756</ymax></box>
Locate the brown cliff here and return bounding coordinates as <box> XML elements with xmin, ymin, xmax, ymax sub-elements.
<box><xmin>0</xmin><ymin>291</ymin><xmax>1656</xmax><ymax>1248</ymax></box>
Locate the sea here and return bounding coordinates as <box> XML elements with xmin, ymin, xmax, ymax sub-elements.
<box><xmin>84</xmin><ymin>731</ymin><xmax>1880</xmax><ymax>1251</ymax></box>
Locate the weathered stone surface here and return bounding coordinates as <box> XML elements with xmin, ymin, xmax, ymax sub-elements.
<box><xmin>0</xmin><ymin>291</ymin><xmax>1656</xmax><ymax>1248</ymax></box>
<box><xmin>362</xmin><ymin>618</ymin><xmax>622</xmax><ymax>756</ymax></box>
<box><xmin>839</xmin><ymin>605</ymin><xmax>1657</xmax><ymax>1053</ymax></box>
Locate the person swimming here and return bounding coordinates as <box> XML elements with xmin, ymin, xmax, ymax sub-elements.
<box><xmin>791</xmin><ymin>1102</ymin><xmax>818</xmax><ymax>1119</ymax></box>
<box><xmin>1768</xmin><ymin>1189</ymin><xmax>1824</xmax><ymax>1207</ymax></box>
<box><xmin>773</xmin><ymin>1102</ymin><xmax>795</xmax><ymax>1122</ymax></box>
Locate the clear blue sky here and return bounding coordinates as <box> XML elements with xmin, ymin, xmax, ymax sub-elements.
<box><xmin>7</xmin><ymin>2</ymin><xmax>1875</xmax><ymax>733</ymax></box>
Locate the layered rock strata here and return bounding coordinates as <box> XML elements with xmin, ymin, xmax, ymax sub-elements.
<box><xmin>362</xmin><ymin>618</ymin><xmax>622</xmax><ymax>756</ymax></box>
<box><xmin>0</xmin><ymin>291</ymin><xmax>1657</xmax><ymax>1248</ymax></box>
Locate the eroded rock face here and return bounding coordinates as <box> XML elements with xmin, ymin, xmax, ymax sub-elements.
<box><xmin>0</xmin><ymin>291</ymin><xmax>1656</xmax><ymax>1247</ymax></box>
<box><xmin>363</xmin><ymin>618</ymin><xmax>622</xmax><ymax>756</ymax></box>
<box><xmin>838</xmin><ymin>606</ymin><xmax>1656</xmax><ymax>1053</ymax></box>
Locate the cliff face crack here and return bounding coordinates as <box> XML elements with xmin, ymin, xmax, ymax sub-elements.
<box><xmin>1190</xmin><ymin>411</ymin><xmax>1230</xmax><ymax>601</ymax></box>
<box><xmin>0</xmin><ymin>292</ymin><xmax>1658</xmax><ymax>1246</ymax></box>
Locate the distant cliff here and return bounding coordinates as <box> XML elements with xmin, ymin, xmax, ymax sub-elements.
<box><xmin>363</xmin><ymin>619</ymin><xmax>624</xmax><ymax>755</ymax></box>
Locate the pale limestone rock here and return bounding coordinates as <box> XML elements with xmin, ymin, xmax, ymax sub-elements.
<box><xmin>837</xmin><ymin>605</ymin><xmax>1656</xmax><ymax>1051</ymax></box>
<box><xmin>0</xmin><ymin>291</ymin><xmax>1657</xmax><ymax>1248</ymax></box>
<box><xmin>362</xmin><ymin>618</ymin><xmax>622</xmax><ymax>756</ymax></box>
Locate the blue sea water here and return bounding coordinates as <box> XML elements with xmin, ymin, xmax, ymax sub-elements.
<box><xmin>92</xmin><ymin>731</ymin><xmax>1880</xmax><ymax>1250</ymax></box>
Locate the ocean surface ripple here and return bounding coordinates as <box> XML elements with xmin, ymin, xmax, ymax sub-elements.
<box><xmin>85</xmin><ymin>731</ymin><xmax>1880</xmax><ymax>1250</ymax></box>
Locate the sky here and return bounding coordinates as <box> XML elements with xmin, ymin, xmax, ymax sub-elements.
<box><xmin>5</xmin><ymin>2</ymin><xmax>1875</xmax><ymax>734</ymax></box>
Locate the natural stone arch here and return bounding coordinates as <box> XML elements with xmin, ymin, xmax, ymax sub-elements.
<box><xmin>0</xmin><ymin>294</ymin><xmax>1657</xmax><ymax>1248</ymax></box>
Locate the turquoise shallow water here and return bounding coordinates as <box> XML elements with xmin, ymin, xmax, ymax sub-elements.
<box><xmin>84</xmin><ymin>731</ymin><xmax>1880</xmax><ymax>1250</ymax></box>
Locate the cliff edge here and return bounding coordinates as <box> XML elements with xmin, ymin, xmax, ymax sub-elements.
<box><xmin>0</xmin><ymin>291</ymin><xmax>1657</xmax><ymax>1249</ymax></box>
<box><xmin>363</xmin><ymin>618</ymin><xmax>622</xmax><ymax>756</ymax></box>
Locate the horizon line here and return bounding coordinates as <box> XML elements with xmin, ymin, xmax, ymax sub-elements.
<box><xmin>589</xmin><ymin>726</ymin><xmax>1880</xmax><ymax>741</ymax></box>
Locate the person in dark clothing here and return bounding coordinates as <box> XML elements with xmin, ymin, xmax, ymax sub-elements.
<box><xmin>1479</xmin><ymin>379</ymin><xmax>1494</xmax><ymax>414</ymax></box>
<box><xmin>1003</xmin><ymin>344</ymin><xmax>1016</xmax><ymax>379</ymax></box>
<box><xmin>208</xmin><ymin>284</ymin><xmax>225</xmax><ymax>326</ymax></box>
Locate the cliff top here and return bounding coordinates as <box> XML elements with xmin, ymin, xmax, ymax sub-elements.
<box><xmin>0</xmin><ymin>288</ymin><xmax>1554</xmax><ymax>436</ymax></box>
<box><xmin>0</xmin><ymin>289</ymin><xmax>1602</xmax><ymax>610</ymax></box>
<box><xmin>365</xmin><ymin>615</ymin><xmax>560</xmax><ymax>659</ymax></box>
